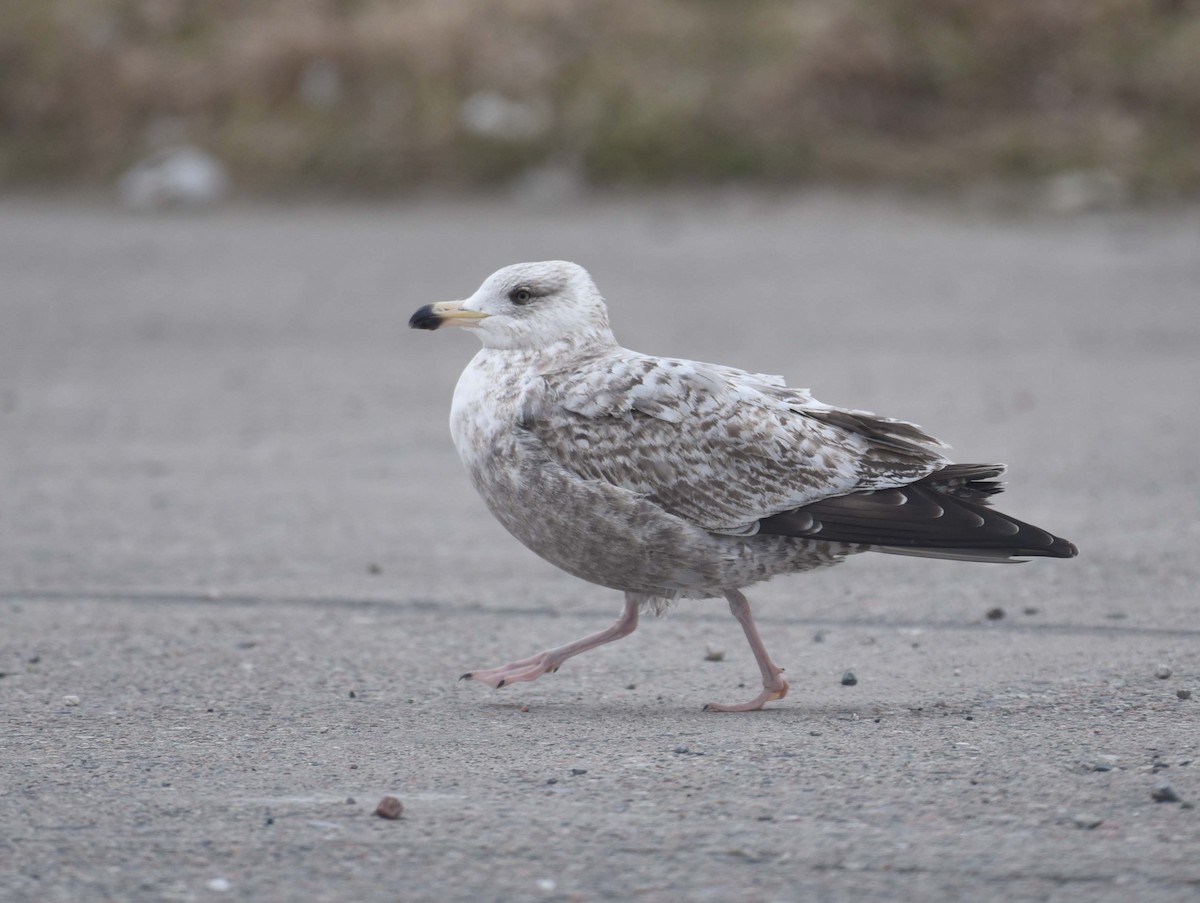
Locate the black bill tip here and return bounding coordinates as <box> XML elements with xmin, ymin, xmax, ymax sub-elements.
<box><xmin>409</xmin><ymin>304</ymin><xmax>442</xmax><ymax>330</ymax></box>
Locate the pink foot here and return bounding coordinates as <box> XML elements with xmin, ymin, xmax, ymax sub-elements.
<box><xmin>460</xmin><ymin>595</ymin><xmax>640</xmax><ymax>692</ymax></box>
<box><xmin>703</xmin><ymin>678</ymin><xmax>789</xmax><ymax>713</ymax></box>
<box><xmin>460</xmin><ymin>652</ymin><xmax>562</xmax><ymax>689</ymax></box>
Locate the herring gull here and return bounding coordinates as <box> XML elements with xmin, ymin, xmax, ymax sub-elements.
<box><xmin>410</xmin><ymin>261</ymin><xmax>1077</xmax><ymax>711</ymax></box>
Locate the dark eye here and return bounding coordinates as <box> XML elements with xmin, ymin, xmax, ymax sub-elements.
<box><xmin>510</xmin><ymin>287</ymin><xmax>534</xmax><ymax>305</ymax></box>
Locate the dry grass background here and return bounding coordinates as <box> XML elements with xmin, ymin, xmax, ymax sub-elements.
<box><xmin>2</xmin><ymin>0</ymin><xmax>1199</xmax><ymax>196</ymax></box>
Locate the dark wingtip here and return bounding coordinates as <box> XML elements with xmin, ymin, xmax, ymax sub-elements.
<box><xmin>409</xmin><ymin>304</ymin><xmax>442</xmax><ymax>330</ymax></box>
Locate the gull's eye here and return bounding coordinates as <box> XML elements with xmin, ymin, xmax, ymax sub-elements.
<box><xmin>509</xmin><ymin>287</ymin><xmax>534</xmax><ymax>305</ymax></box>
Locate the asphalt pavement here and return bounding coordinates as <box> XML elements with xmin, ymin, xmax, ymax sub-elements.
<box><xmin>2</xmin><ymin>192</ymin><xmax>1199</xmax><ymax>902</ymax></box>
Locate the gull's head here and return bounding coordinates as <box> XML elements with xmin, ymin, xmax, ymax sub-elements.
<box><xmin>409</xmin><ymin>261</ymin><xmax>614</xmax><ymax>351</ymax></box>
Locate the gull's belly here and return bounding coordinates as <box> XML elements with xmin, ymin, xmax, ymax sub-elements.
<box><xmin>448</xmin><ymin>355</ymin><xmax>851</xmax><ymax>598</ymax></box>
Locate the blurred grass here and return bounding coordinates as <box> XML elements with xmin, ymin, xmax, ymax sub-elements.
<box><xmin>1</xmin><ymin>0</ymin><xmax>1199</xmax><ymax>196</ymax></box>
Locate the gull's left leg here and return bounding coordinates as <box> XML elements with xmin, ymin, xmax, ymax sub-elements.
<box><xmin>703</xmin><ymin>588</ymin><xmax>789</xmax><ymax>712</ymax></box>
<box><xmin>461</xmin><ymin>593</ymin><xmax>640</xmax><ymax>690</ymax></box>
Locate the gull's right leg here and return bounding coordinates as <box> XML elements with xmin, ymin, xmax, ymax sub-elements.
<box><xmin>461</xmin><ymin>593</ymin><xmax>640</xmax><ymax>689</ymax></box>
<box><xmin>703</xmin><ymin>588</ymin><xmax>789</xmax><ymax>712</ymax></box>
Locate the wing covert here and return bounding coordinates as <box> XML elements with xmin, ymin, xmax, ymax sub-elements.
<box><xmin>519</xmin><ymin>351</ymin><xmax>950</xmax><ymax>535</ymax></box>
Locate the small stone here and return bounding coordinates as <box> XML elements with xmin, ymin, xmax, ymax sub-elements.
<box><xmin>374</xmin><ymin>795</ymin><xmax>404</xmax><ymax>819</ymax></box>
<box><xmin>985</xmin><ymin>607</ymin><xmax>1005</xmax><ymax>621</ymax></box>
<box><xmin>674</xmin><ymin>745</ymin><xmax>690</xmax><ymax>754</ymax></box>
<box><xmin>625</xmin><ymin>683</ymin><xmax>636</xmax><ymax>690</ymax></box>
<box><xmin>813</xmin><ymin>630</ymin><xmax>826</xmax><ymax>643</ymax></box>
<box><xmin>62</xmin><ymin>695</ymin><xmax>80</xmax><ymax>706</ymax></box>
<box><xmin>570</xmin><ymin>768</ymin><xmax>587</xmax><ymax>776</ymax></box>
<box><xmin>1072</xmin><ymin>813</ymin><xmax>1103</xmax><ymax>829</ymax></box>
<box><xmin>1151</xmin><ymin>783</ymin><xmax>1181</xmax><ymax>803</ymax></box>
<box><xmin>1176</xmin><ymin>689</ymin><xmax>1192</xmax><ymax>700</ymax></box>
<box><xmin>345</xmin><ymin>797</ymin><xmax>356</xmax><ymax>805</ymax></box>
<box><xmin>1022</xmin><ymin>607</ymin><xmax>1040</xmax><ymax>616</ymax></box>
<box><xmin>546</xmin><ymin>778</ymin><xmax>558</xmax><ymax>785</ymax></box>
<box><xmin>841</xmin><ymin>671</ymin><xmax>858</xmax><ymax>686</ymax></box>
<box><xmin>704</xmin><ymin>644</ymin><xmax>725</xmax><ymax>662</ymax></box>
<box><xmin>367</xmin><ymin>562</ymin><xmax>382</xmax><ymax>575</ymax></box>
<box><xmin>348</xmin><ymin>690</ymin><xmax>357</xmax><ymax>699</ymax></box>
<box><xmin>206</xmin><ymin>877</ymin><xmax>232</xmax><ymax>892</ymax></box>
<box><xmin>1090</xmin><ymin>755</ymin><xmax>1120</xmax><ymax>772</ymax></box>
<box><xmin>1155</xmin><ymin>664</ymin><xmax>1172</xmax><ymax>680</ymax></box>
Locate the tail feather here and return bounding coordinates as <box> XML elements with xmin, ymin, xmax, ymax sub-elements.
<box><xmin>758</xmin><ymin>463</ymin><xmax>1078</xmax><ymax>561</ymax></box>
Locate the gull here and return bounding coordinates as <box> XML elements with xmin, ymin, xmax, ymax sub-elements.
<box><xmin>410</xmin><ymin>261</ymin><xmax>1077</xmax><ymax>711</ymax></box>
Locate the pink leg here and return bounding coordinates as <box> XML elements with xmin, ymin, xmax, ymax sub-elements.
<box><xmin>703</xmin><ymin>589</ymin><xmax>789</xmax><ymax>712</ymax></box>
<box><xmin>461</xmin><ymin>594</ymin><xmax>640</xmax><ymax>690</ymax></box>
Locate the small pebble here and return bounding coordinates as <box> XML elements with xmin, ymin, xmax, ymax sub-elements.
<box><xmin>1090</xmin><ymin>755</ymin><xmax>1120</xmax><ymax>772</ymax></box>
<box><xmin>570</xmin><ymin>768</ymin><xmax>587</xmax><ymax>776</ymax></box>
<box><xmin>813</xmin><ymin>630</ymin><xmax>826</xmax><ymax>643</ymax></box>
<box><xmin>546</xmin><ymin>778</ymin><xmax>558</xmax><ymax>785</ymax></box>
<box><xmin>674</xmin><ymin>745</ymin><xmax>689</xmax><ymax>754</ymax></box>
<box><xmin>62</xmin><ymin>695</ymin><xmax>80</xmax><ymax>706</ymax></box>
<box><xmin>704</xmin><ymin>644</ymin><xmax>725</xmax><ymax>662</ymax></box>
<box><xmin>1022</xmin><ymin>607</ymin><xmax>1040</xmax><ymax>616</ymax></box>
<box><xmin>1151</xmin><ymin>783</ymin><xmax>1181</xmax><ymax>803</ymax></box>
<box><xmin>625</xmin><ymin>683</ymin><xmax>636</xmax><ymax>690</ymax></box>
<box><xmin>1072</xmin><ymin>813</ymin><xmax>1103</xmax><ymax>829</ymax></box>
<box><xmin>206</xmin><ymin>877</ymin><xmax>231</xmax><ymax>892</ymax></box>
<box><xmin>1155</xmin><ymin>664</ymin><xmax>1173</xmax><ymax>680</ymax></box>
<box><xmin>348</xmin><ymin>690</ymin><xmax>357</xmax><ymax>699</ymax></box>
<box><xmin>841</xmin><ymin>671</ymin><xmax>858</xmax><ymax>686</ymax></box>
<box><xmin>374</xmin><ymin>795</ymin><xmax>404</xmax><ymax>819</ymax></box>
<box><xmin>985</xmin><ymin>607</ymin><xmax>1005</xmax><ymax>621</ymax></box>
<box><xmin>1177</xmin><ymin>689</ymin><xmax>1192</xmax><ymax>700</ymax></box>
<box><xmin>367</xmin><ymin>562</ymin><xmax>382</xmax><ymax>575</ymax></box>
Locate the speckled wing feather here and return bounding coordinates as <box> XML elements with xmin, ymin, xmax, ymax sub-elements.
<box><xmin>518</xmin><ymin>349</ymin><xmax>950</xmax><ymax>535</ymax></box>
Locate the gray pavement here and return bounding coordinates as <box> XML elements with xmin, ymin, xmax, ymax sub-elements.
<box><xmin>2</xmin><ymin>193</ymin><xmax>1199</xmax><ymax>901</ymax></box>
